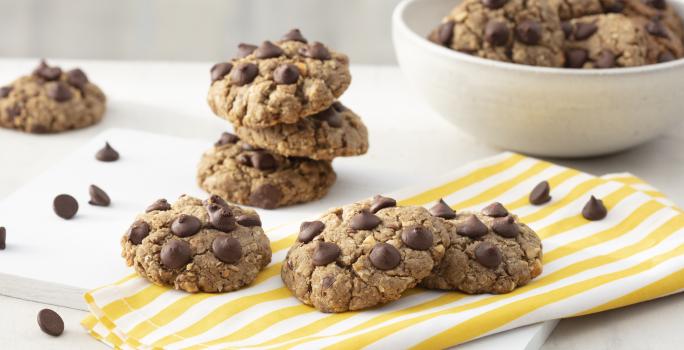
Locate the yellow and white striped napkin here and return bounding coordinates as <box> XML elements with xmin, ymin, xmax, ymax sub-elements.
<box><xmin>82</xmin><ymin>152</ymin><xmax>684</xmax><ymax>349</ymax></box>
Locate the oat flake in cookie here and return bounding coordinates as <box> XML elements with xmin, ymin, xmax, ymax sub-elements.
<box><xmin>281</xmin><ymin>197</ymin><xmax>450</xmax><ymax>312</ymax></box>
<box><xmin>121</xmin><ymin>195</ymin><xmax>272</xmax><ymax>293</ymax></box>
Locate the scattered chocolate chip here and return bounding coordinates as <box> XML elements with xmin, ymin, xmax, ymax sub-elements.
<box><xmin>0</xmin><ymin>86</ymin><xmax>12</xmax><ymax>98</ymax></box>
<box><xmin>312</xmin><ymin>241</ymin><xmax>340</xmax><ymax>266</ymax></box>
<box><xmin>401</xmin><ymin>226</ymin><xmax>433</xmax><ymax>250</ymax></box>
<box><xmin>171</xmin><ymin>214</ymin><xmax>202</xmax><ymax>237</ymax></box>
<box><xmin>529</xmin><ymin>181</ymin><xmax>551</xmax><ymax>205</ymax></box>
<box><xmin>237</xmin><ymin>214</ymin><xmax>262</xmax><ymax>227</ymax></box>
<box><xmin>658</xmin><ymin>51</ymin><xmax>676</xmax><ymax>63</ymax></box>
<box><xmin>482</xmin><ymin>0</ymin><xmax>508</xmax><ymax>9</ymax></box>
<box><xmin>435</xmin><ymin>20</ymin><xmax>455</xmax><ymax>46</ymax></box>
<box><xmin>369</xmin><ymin>243</ymin><xmax>401</xmax><ymax>270</ymax></box>
<box><xmin>646</xmin><ymin>20</ymin><xmax>669</xmax><ymax>38</ymax></box>
<box><xmin>208</xmin><ymin>206</ymin><xmax>236</xmax><ymax>232</ymax></box>
<box><xmin>474</xmin><ymin>242</ymin><xmax>502</xmax><ymax>268</ymax></box>
<box><xmin>565</xmin><ymin>48</ymin><xmax>589</xmax><ymax>68</ymax></box>
<box><xmin>370</xmin><ymin>195</ymin><xmax>397</xmax><ymax>214</ymax></box>
<box><xmin>582</xmin><ymin>195</ymin><xmax>607</xmax><ymax>220</ymax></box>
<box><xmin>350</xmin><ymin>210</ymin><xmax>381</xmax><ymax>230</ymax></box>
<box><xmin>210</xmin><ymin>62</ymin><xmax>233</xmax><ymax>82</ymax></box>
<box><xmin>53</xmin><ymin>194</ymin><xmax>78</xmax><ymax>219</ymax></box>
<box><xmin>298</xmin><ymin>220</ymin><xmax>325</xmax><ymax>242</ymax></box>
<box><xmin>37</xmin><ymin>309</ymin><xmax>64</xmax><ymax>337</ymax></box>
<box><xmin>215</xmin><ymin>132</ymin><xmax>239</xmax><ymax>146</ymax></box>
<box><xmin>299</xmin><ymin>42</ymin><xmax>331</xmax><ymax>60</ymax></box>
<box><xmin>595</xmin><ymin>50</ymin><xmax>616</xmax><ymax>69</ymax></box>
<box><xmin>236</xmin><ymin>43</ymin><xmax>258</xmax><ymax>58</ymax></box>
<box><xmin>516</xmin><ymin>20</ymin><xmax>542</xmax><ymax>45</ymax></box>
<box><xmin>212</xmin><ymin>236</ymin><xmax>242</xmax><ymax>264</ymax></box>
<box><xmin>429</xmin><ymin>198</ymin><xmax>456</xmax><ymax>219</ymax></box>
<box><xmin>161</xmin><ymin>240</ymin><xmax>192</xmax><ymax>269</ymax></box>
<box><xmin>33</xmin><ymin>60</ymin><xmax>62</xmax><ymax>81</ymax></box>
<box><xmin>46</xmin><ymin>82</ymin><xmax>72</xmax><ymax>102</ymax></box>
<box><xmin>95</xmin><ymin>142</ymin><xmax>119</xmax><ymax>162</ymax></box>
<box><xmin>88</xmin><ymin>184</ymin><xmax>110</xmax><ymax>206</ymax></box>
<box><xmin>485</xmin><ymin>20</ymin><xmax>509</xmax><ymax>46</ymax></box>
<box><xmin>643</xmin><ymin>0</ymin><xmax>666</xmax><ymax>10</ymax></box>
<box><xmin>0</xmin><ymin>227</ymin><xmax>5</xmax><ymax>250</ymax></box>
<box><xmin>249</xmin><ymin>184</ymin><xmax>282</xmax><ymax>209</ymax></box>
<box><xmin>561</xmin><ymin>21</ymin><xmax>573</xmax><ymax>39</ymax></box>
<box><xmin>604</xmin><ymin>0</ymin><xmax>625</xmax><ymax>12</ymax></box>
<box><xmin>273</xmin><ymin>64</ymin><xmax>300</xmax><ymax>84</ymax></box>
<box><xmin>482</xmin><ymin>202</ymin><xmax>508</xmax><ymax>217</ymax></box>
<box><xmin>230</xmin><ymin>63</ymin><xmax>259</xmax><ymax>86</ymax></box>
<box><xmin>251</xmin><ymin>151</ymin><xmax>278</xmax><ymax>171</ymax></box>
<box><xmin>128</xmin><ymin>220</ymin><xmax>150</xmax><ymax>244</ymax></box>
<box><xmin>254</xmin><ymin>41</ymin><xmax>284</xmax><ymax>59</ymax></box>
<box><xmin>146</xmin><ymin>199</ymin><xmax>171</xmax><ymax>212</ymax></box>
<box><xmin>574</xmin><ymin>22</ymin><xmax>598</xmax><ymax>40</ymax></box>
<box><xmin>313</xmin><ymin>107</ymin><xmax>343</xmax><ymax>127</ymax></box>
<box><xmin>457</xmin><ymin>215</ymin><xmax>489</xmax><ymax>238</ymax></box>
<box><xmin>492</xmin><ymin>215</ymin><xmax>519</xmax><ymax>238</ymax></box>
<box><xmin>322</xmin><ymin>275</ymin><xmax>335</xmax><ymax>288</ymax></box>
<box><xmin>66</xmin><ymin>68</ymin><xmax>88</xmax><ymax>89</ymax></box>
<box><xmin>236</xmin><ymin>153</ymin><xmax>253</xmax><ymax>166</ymax></box>
<box><xmin>282</xmin><ymin>28</ymin><xmax>307</xmax><ymax>43</ymax></box>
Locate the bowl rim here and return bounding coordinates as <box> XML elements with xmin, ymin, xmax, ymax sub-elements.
<box><xmin>393</xmin><ymin>0</ymin><xmax>684</xmax><ymax>76</ymax></box>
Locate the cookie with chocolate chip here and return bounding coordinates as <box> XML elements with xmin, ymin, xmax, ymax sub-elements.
<box><xmin>0</xmin><ymin>60</ymin><xmax>106</xmax><ymax>133</ymax></box>
<box><xmin>281</xmin><ymin>197</ymin><xmax>450</xmax><ymax>312</ymax></box>
<box><xmin>207</xmin><ymin>30</ymin><xmax>351</xmax><ymax>128</ymax></box>
<box><xmin>234</xmin><ymin>102</ymin><xmax>368</xmax><ymax>161</ymax></box>
<box><xmin>196</xmin><ymin>132</ymin><xmax>336</xmax><ymax>209</ymax></box>
<box><xmin>420</xmin><ymin>201</ymin><xmax>543</xmax><ymax>294</ymax></box>
<box><xmin>121</xmin><ymin>194</ymin><xmax>271</xmax><ymax>293</ymax></box>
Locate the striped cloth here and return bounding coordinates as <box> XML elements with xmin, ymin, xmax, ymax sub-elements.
<box><xmin>82</xmin><ymin>152</ymin><xmax>684</xmax><ymax>349</ymax></box>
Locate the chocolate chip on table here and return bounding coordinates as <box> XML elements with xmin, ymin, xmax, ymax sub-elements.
<box><xmin>230</xmin><ymin>63</ymin><xmax>259</xmax><ymax>86</ymax></box>
<box><xmin>53</xmin><ymin>194</ymin><xmax>78</xmax><ymax>220</ymax></box>
<box><xmin>481</xmin><ymin>0</ymin><xmax>508</xmax><ymax>9</ymax></box>
<box><xmin>254</xmin><ymin>41</ymin><xmax>284</xmax><ymax>59</ymax></box>
<box><xmin>646</xmin><ymin>20</ymin><xmax>669</xmax><ymax>38</ymax></box>
<box><xmin>210</xmin><ymin>62</ymin><xmax>233</xmax><ymax>82</ymax></box>
<box><xmin>429</xmin><ymin>198</ymin><xmax>456</xmax><ymax>219</ymax></box>
<box><xmin>401</xmin><ymin>226</ymin><xmax>433</xmax><ymax>250</ymax></box>
<box><xmin>370</xmin><ymin>195</ymin><xmax>397</xmax><ymax>214</ymax></box>
<box><xmin>212</xmin><ymin>236</ymin><xmax>242</xmax><ymax>264</ymax></box>
<box><xmin>573</xmin><ymin>22</ymin><xmax>598</xmax><ymax>40</ymax></box>
<box><xmin>282</xmin><ymin>28</ymin><xmax>308</xmax><ymax>43</ymax></box>
<box><xmin>249</xmin><ymin>184</ymin><xmax>283</xmax><ymax>209</ymax></box>
<box><xmin>474</xmin><ymin>242</ymin><xmax>502</xmax><ymax>268</ymax></box>
<box><xmin>0</xmin><ymin>86</ymin><xmax>11</xmax><ymax>98</ymax></box>
<box><xmin>171</xmin><ymin>214</ymin><xmax>202</xmax><ymax>237</ymax></box>
<box><xmin>299</xmin><ymin>42</ymin><xmax>331</xmax><ymax>60</ymax></box>
<box><xmin>312</xmin><ymin>241</ymin><xmax>340</xmax><ymax>266</ymax></box>
<box><xmin>251</xmin><ymin>151</ymin><xmax>278</xmax><ymax>171</ymax></box>
<box><xmin>482</xmin><ymin>202</ymin><xmax>508</xmax><ymax>217</ymax></box>
<box><xmin>369</xmin><ymin>243</ymin><xmax>401</xmax><ymax>270</ymax></box>
<box><xmin>273</xmin><ymin>64</ymin><xmax>300</xmax><ymax>85</ymax></box>
<box><xmin>492</xmin><ymin>215</ymin><xmax>519</xmax><ymax>238</ymax></box>
<box><xmin>349</xmin><ymin>210</ymin><xmax>381</xmax><ymax>230</ymax></box>
<box><xmin>485</xmin><ymin>20</ymin><xmax>509</xmax><ymax>46</ymax></box>
<box><xmin>33</xmin><ymin>60</ymin><xmax>62</xmax><ymax>81</ymax></box>
<box><xmin>208</xmin><ymin>205</ymin><xmax>236</xmax><ymax>232</ymax></box>
<box><xmin>313</xmin><ymin>106</ymin><xmax>343</xmax><ymax>127</ymax></box>
<box><xmin>146</xmin><ymin>198</ymin><xmax>171</xmax><ymax>212</ymax></box>
<box><xmin>457</xmin><ymin>215</ymin><xmax>489</xmax><ymax>238</ymax></box>
<box><xmin>565</xmin><ymin>48</ymin><xmax>589</xmax><ymax>68</ymax></box>
<box><xmin>0</xmin><ymin>227</ymin><xmax>5</xmax><ymax>250</ymax></box>
<box><xmin>128</xmin><ymin>220</ymin><xmax>150</xmax><ymax>244</ymax></box>
<box><xmin>515</xmin><ymin>20</ymin><xmax>542</xmax><ymax>45</ymax></box>
<box><xmin>66</xmin><ymin>68</ymin><xmax>88</xmax><ymax>89</ymax></box>
<box><xmin>37</xmin><ymin>309</ymin><xmax>64</xmax><ymax>337</ymax></box>
<box><xmin>582</xmin><ymin>195</ymin><xmax>607</xmax><ymax>220</ymax></box>
<box><xmin>298</xmin><ymin>220</ymin><xmax>325</xmax><ymax>243</ymax></box>
<box><xmin>95</xmin><ymin>142</ymin><xmax>120</xmax><ymax>162</ymax></box>
<box><xmin>215</xmin><ymin>132</ymin><xmax>239</xmax><ymax>146</ymax></box>
<box><xmin>595</xmin><ymin>50</ymin><xmax>616</xmax><ymax>69</ymax></box>
<box><xmin>529</xmin><ymin>180</ymin><xmax>551</xmax><ymax>205</ymax></box>
<box><xmin>236</xmin><ymin>43</ymin><xmax>258</xmax><ymax>58</ymax></box>
<box><xmin>561</xmin><ymin>21</ymin><xmax>573</xmax><ymax>39</ymax></box>
<box><xmin>46</xmin><ymin>82</ymin><xmax>72</xmax><ymax>102</ymax></box>
<box><xmin>643</xmin><ymin>0</ymin><xmax>667</xmax><ymax>10</ymax></box>
<box><xmin>88</xmin><ymin>184</ymin><xmax>111</xmax><ymax>207</ymax></box>
<box><xmin>161</xmin><ymin>240</ymin><xmax>192</xmax><ymax>269</ymax></box>
<box><xmin>434</xmin><ymin>20</ymin><xmax>455</xmax><ymax>46</ymax></box>
<box><xmin>658</xmin><ymin>51</ymin><xmax>676</xmax><ymax>63</ymax></box>
<box><xmin>237</xmin><ymin>214</ymin><xmax>262</xmax><ymax>227</ymax></box>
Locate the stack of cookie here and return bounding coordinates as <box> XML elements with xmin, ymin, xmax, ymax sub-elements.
<box><xmin>198</xmin><ymin>29</ymin><xmax>369</xmax><ymax>209</ymax></box>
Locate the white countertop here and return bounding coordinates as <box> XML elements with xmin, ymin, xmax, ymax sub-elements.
<box><xmin>0</xmin><ymin>60</ymin><xmax>682</xmax><ymax>349</ymax></box>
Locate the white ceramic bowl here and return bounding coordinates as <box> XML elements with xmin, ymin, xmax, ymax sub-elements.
<box><xmin>392</xmin><ymin>0</ymin><xmax>684</xmax><ymax>157</ymax></box>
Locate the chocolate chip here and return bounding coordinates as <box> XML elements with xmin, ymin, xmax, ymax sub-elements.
<box><xmin>88</xmin><ymin>184</ymin><xmax>110</xmax><ymax>206</ymax></box>
<box><xmin>492</xmin><ymin>215</ymin><xmax>519</xmax><ymax>238</ymax></box>
<box><xmin>434</xmin><ymin>20</ymin><xmax>455</xmax><ymax>46</ymax></box>
<box><xmin>350</xmin><ymin>210</ymin><xmax>381</xmax><ymax>230</ymax></box>
<box><xmin>37</xmin><ymin>309</ymin><xmax>64</xmax><ymax>337</ymax></box>
<box><xmin>529</xmin><ymin>181</ymin><xmax>551</xmax><ymax>205</ymax></box>
<box><xmin>370</xmin><ymin>195</ymin><xmax>397</xmax><ymax>214</ymax></box>
<box><xmin>230</xmin><ymin>63</ymin><xmax>259</xmax><ymax>86</ymax></box>
<box><xmin>429</xmin><ymin>198</ymin><xmax>456</xmax><ymax>219</ymax></box>
<box><xmin>237</xmin><ymin>214</ymin><xmax>262</xmax><ymax>227</ymax></box>
<box><xmin>646</xmin><ymin>20</ymin><xmax>669</xmax><ymax>38</ymax></box>
<box><xmin>604</xmin><ymin>0</ymin><xmax>625</xmax><ymax>12</ymax></box>
<box><xmin>561</xmin><ymin>21</ymin><xmax>573</xmax><ymax>39</ymax></box>
<box><xmin>212</xmin><ymin>236</ymin><xmax>242</xmax><ymax>264</ymax></box>
<box><xmin>236</xmin><ymin>43</ymin><xmax>258</xmax><ymax>58</ymax></box>
<box><xmin>322</xmin><ymin>275</ymin><xmax>335</xmax><ymax>288</ymax></box>
<box><xmin>658</xmin><ymin>51</ymin><xmax>676</xmax><ymax>63</ymax></box>
<box><xmin>0</xmin><ymin>227</ymin><xmax>6</xmax><ymax>250</ymax></box>
<box><xmin>273</xmin><ymin>64</ymin><xmax>300</xmax><ymax>84</ymax></box>
<box><xmin>516</xmin><ymin>20</ymin><xmax>542</xmax><ymax>45</ymax></box>
<box><xmin>643</xmin><ymin>0</ymin><xmax>666</xmax><ymax>10</ymax></box>
<box><xmin>0</xmin><ymin>86</ymin><xmax>12</xmax><ymax>98</ymax></box>
<box><xmin>299</xmin><ymin>42</ymin><xmax>331</xmax><ymax>60</ymax></box>
<box><xmin>457</xmin><ymin>215</ymin><xmax>489</xmax><ymax>238</ymax></box>
<box><xmin>46</xmin><ymin>82</ymin><xmax>72</xmax><ymax>102</ymax></box>
<box><xmin>298</xmin><ymin>221</ymin><xmax>325</xmax><ymax>243</ymax></box>
<box><xmin>33</xmin><ymin>60</ymin><xmax>62</xmax><ymax>81</ymax></box>
<box><xmin>171</xmin><ymin>214</ymin><xmax>202</xmax><ymax>237</ymax></box>
<box><xmin>161</xmin><ymin>240</ymin><xmax>192</xmax><ymax>269</ymax></box>
<box><xmin>582</xmin><ymin>195</ymin><xmax>607</xmax><ymax>220</ymax></box>
<box><xmin>401</xmin><ymin>226</ymin><xmax>433</xmax><ymax>250</ymax></box>
<box><xmin>237</xmin><ymin>153</ymin><xmax>253</xmax><ymax>167</ymax></box>
<box><xmin>312</xmin><ymin>241</ymin><xmax>340</xmax><ymax>266</ymax></box>
<box><xmin>249</xmin><ymin>184</ymin><xmax>282</xmax><ymax>209</ymax></box>
<box><xmin>332</xmin><ymin>101</ymin><xmax>347</xmax><ymax>112</ymax></box>
<box><xmin>66</xmin><ymin>68</ymin><xmax>88</xmax><ymax>89</ymax></box>
<box><xmin>482</xmin><ymin>0</ymin><xmax>508</xmax><ymax>9</ymax></box>
<box><xmin>282</xmin><ymin>28</ymin><xmax>307</xmax><ymax>43</ymax></box>
<box><xmin>482</xmin><ymin>202</ymin><xmax>508</xmax><ymax>217</ymax></box>
<box><xmin>210</xmin><ymin>62</ymin><xmax>233</xmax><ymax>82</ymax></box>
<box><xmin>485</xmin><ymin>20</ymin><xmax>509</xmax><ymax>46</ymax></box>
<box><xmin>208</xmin><ymin>206</ymin><xmax>236</xmax><ymax>232</ymax></box>
<box><xmin>95</xmin><ymin>142</ymin><xmax>119</xmax><ymax>162</ymax></box>
<box><xmin>595</xmin><ymin>50</ymin><xmax>616</xmax><ymax>69</ymax></box>
<box><xmin>369</xmin><ymin>243</ymin><xmax>401</xmax><ymax>270</ymax></box>
<box><xmin>146</xmin><ymin>198</ymin><xmax>171</xmax><ymax>212</ymax></box>
<box><xmin>53</xmin><ymin>194</ymin><xmax>78</xmax><ymax>219</ymax></box>
<box><xmin>128</xmin><ymin>220</ymin><xmax>150</xmax><ymax>245</ymax></box>
<box><xmin>251</xmin><ymin>151</ymin><xmax>278</xmax><ymax>171</ymax></box>
<box><xmin>215</xmin><ymin>132</ymin><xmax>239</xmax><ymax>146</ymax></box>
<box><xmin>574</xmin><ymin>22</ymin><xmax>598</xmax><ymax>40</ymax></box>
<box><xmin>254</xmin><ymin>41</ymin><xmax>284</xmax><ymax>59</ymax></box>
<box><xmin>313</xmin><ymin>106</ymin><xmax>343</xmax><ymax>127</ymax></box>
<box><xmin>565</xmin><ymin>48</ymin><xmax>589</xmax><ymax>68</ymax></box>
<box><xmin>474</xmin><ymin>242</ymin><xmax>502</xmax><ymax>268</ymax></box>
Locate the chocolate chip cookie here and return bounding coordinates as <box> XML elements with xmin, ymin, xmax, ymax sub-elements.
<box><xmin>207</xmin><ymin>30</ymin><xmax>351</xmax><ymax>129</ymax></box>
<box><xmin>281</xmin><ymin>196</ymin><xmax>450</xmax><ymax>312</ymax></box>
<box><xmin>421</xmin><ymin>201</ymin><xmax>543</xmax><ymax>294</ymax></box>
<box><xmin>234</xmin><ymin>102</ymin><xmax>368</xmax><ymax>161</ymax></box>
<box><xmin>0</xmin><ymin>60</ymin><xmax>106</xmax><ymax>133</ymax></box>
<box><xmin>121</xmin><ymin>194</ymin><xmax>271</xmax><ymax>293</ymax></box>
<box><xmin>197</xmin><ymin>132</ymin><xmax>336</xmax><ymax>209</ymax></box>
